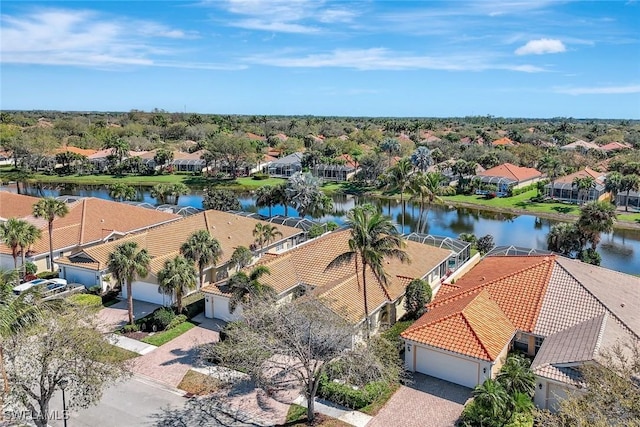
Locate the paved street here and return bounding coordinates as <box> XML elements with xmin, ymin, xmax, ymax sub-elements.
<box><xmin>367</xmin><ymin>373</ymin><xmax>471</xmax><ymax>427</ymax></box>
<box><xmin>48</xmin><ymin>375</ymin><xmax>187</xmax><ymax>427</ymax></box>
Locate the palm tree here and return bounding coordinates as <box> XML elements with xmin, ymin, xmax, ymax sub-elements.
<box><xmin>386</xmin><ymin>158</ymin><xmax>413</xmax><ymax>231</ymax></box>
<box><xmin>157</xmin><ymin>255</ymin><xmax>197</xmax><ymax>314</ymax></box>
<box><xmin>577</xmin><ymin>201</ymin><xmax>617</xmax><ymax>251</ymax></box>
<box><xmin>409</xmin><ymin>172</ymin><xmax>443</xmax><ymax>233</ymax></box>
<box><xmin>410</xmin><ymin>146</ymin><xmax>432</xmax><ymax>172</ymax></box>
<box><xmin>228</xmin><ymin>265</ymin><xmax>273</xmax><ymax>311</ymax></box>
<box><xmin>572</xmin><ymin>176</ymin><xmax>595</xmax><ymax>205</ymax></box>
<box><xmin>103</xmin><ymin>136</ymin><xmax>130</xmax><ymax>165</ymax></box>
<box><xmin>547</xmin><ymin>222</ymin><xmax>582</xmax><ymax>256</ymax></box>
<box><xmin>0</xmin><ymin>218</ymin><xmax>30</xmax><ymax>270</ymax></box>
<box><xmin>326</xmin><ymin>204</ymin><xmax>409</xmax><ymax>339</ymax></box>
<box><xmin>620</xmin><ymin>174</ymin><xmax>640</xmax><ymax>212</ymax></box>
<box><xmin>253</xmin><ymin>223</ymin><xmax>282</xmax><ymax>250</ymax></box>
<box><xmin>107</xmin><ymin>242</ymin><xmax>150</xmax><ymax>325</ymax></box>
<box><xmin>472</xmin><ymin>379</ymin><xmax>510</xmax><ymax>421</ymax></box>
<box><xmin>108</xmin><ymin>183</ymin><xmax>136</xmax><ymax>202</ymax></box>
<box><xmin>380</xmin><ymin>137</ymin><xmax>400</xmax><ymax>168</ymax></box>
<box><xmin>496</xmin><ymin>354</ymin><xmax>536</xmax><ymax>397</ymax></box>
<box><xmin>169</xmin><ymin>183</ymin><xmax>190</xmax><ymax>205</ymax></box>
<box><xmin>273</xmin><ymin>183</ymin><xmax>290</xmax><ymax>216</ymax></box>
<box><xmin>255</xmin><ymin>185</ymin><xmax>275</xmax><ymax>217</ymax></box>
<box><xmin>230</xmin><ymin>246</ymin><xmax>253</xmax><ymax>271</ymax></box>
<box><xmin>604</xmin><ymin>171</ymin><xmax>622</xmax><ymax>205</ymax></box>
<box><xmin>285</xmin><ymin>172</ymin><xmax>333</xmax><ymax>217</ymax></box>
<box><xmin>180</xmin><ymin>230</ymin><xmax>222</xmax><ymax>289</ymax></box>
<box><xmin>538</xmin><ymin>155</ymin><xmax>564</xmax><ymax>198</ymax></box>
<box><xmin>32</xmin><ymin>197</ymin><xmax>69</xmax><ymax>272</ymax></box>
<box><xmin>18</xmin><ymin>222</ymin><xmax>41</xmax><ymax>277</ymax></box>
<box><xmin>151</xmin><ymin>183</ymin><xmax>170</xmax><ymax>204</ymax></box>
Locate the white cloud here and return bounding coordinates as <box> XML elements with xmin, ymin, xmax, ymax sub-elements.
<box><xmin>0</xmin><ymin>8</ymin><xmax>240</xmax><ymax>70</ymax></box>
<box><xmin>228</xmin><ymin>19</ymin><xmax>320</xmax><ymax>34</ymax></box>
<box><xmin>515</xmin><ymin>38</ymin><xmax>566</xmax><ymax>55</ymax></box>
<box><xmin>244</xmin><ymin>48</ymin><xmax>546</xmax><ymax>72</ymax></box>
<box><xmin>555</xmin><ymin>85</ymin><xmax>640</xmax><ymax>95</ymax></box>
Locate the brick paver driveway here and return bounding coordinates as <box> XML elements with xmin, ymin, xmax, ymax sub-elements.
<box><xmin>367</xmin><ymin>373</ymin><xmax>471</xmax><ymax>427</ymax></box>
<box><xmin>97</xmin><ymin>300</ymin><xmax>160</xmax><ymax>332</ymax></box>
<box><xmin>132</xmin><ymin>323</ymin><xmax>220</xmax><ymax>387</ymax></box>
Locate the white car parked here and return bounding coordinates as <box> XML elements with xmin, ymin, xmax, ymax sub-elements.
<box><xmin>13</xmin><ymin>278</ymin><xmax>68</xmax><ymax>295</ymax></box>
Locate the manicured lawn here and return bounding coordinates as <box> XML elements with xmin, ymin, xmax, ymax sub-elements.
<box><xmin>232</xmin><ymin>176</ymin><xmax>287</xmax><ymax>188</ymax></box>
<box><xmin>140</xmin><ymin>321</ymin><xmax>196</xmax><ymax>346</ymax></box>
<box><xmin>96</xmin><ymin>344</ymin><xmax>139</xmax><ymax>363</ymax></box>
<box><xmin>177</xmin><ymin>370</ymin><xmax>221</xmax><ymax>396</ymax></box>
<box><xmin>285</xmin><ymin>404</ymin><xmax>352</xmax><ymax>427</ymax></box>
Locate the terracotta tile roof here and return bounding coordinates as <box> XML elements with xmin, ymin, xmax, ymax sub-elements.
<box><xmin>478</xmin><ymin>163</ymin><xmax>543</xmax><ymax>183</ymax></box>
<box><xmin>203</xmin><ymin>229</ymin><xmax>452</xmax><ymax>324</ymax></box>
<box><xmin>427</xmin><ymin>255</ymin><xmax>554</xmax><ymax>333</ymax></box>
<box><xmin>402</xmin><ymin>290</ymin><xmax>516</xmax><ymax>361</ymax></box>
<box><xmin>246</xmin><ymin>132</ymin><xmax>266</xmax><ymax>141</ymax></box>
<box><xmin>491</xmin><ymin>137</ymin><xmax>515</xmax><ymax>146</ymax></box>
<box><xmin>0</xmin><ymin>191</ymin><xmax>41</xmax><ymax>220</ymax></box>
<box><xmin>553</xmin><ymin>167</ymin><xmax>605</xmax><ymax>185</ymax></box>
<box><xmin>560</xmin><ymin>140</ymin><xmax>601</xmax><ymax>151</ymax></box>
<box><xmin>600</xmin><ymin>141</ymin><xmax>631</xmax><ymax>152</ymax></box>
<box><xmin>1</xmin><ymin>196</ymin><xmax>181</xmax><ymax>257</ymax></box>
<box><xmin>54</xmin><ymin>146</ymin><xmax>98</xmax><ymax>157</ymax></box>
<box><xmin>56</xmin><ymin>210</ymin><xmax>302</xmax><ymax>277</ymax></box>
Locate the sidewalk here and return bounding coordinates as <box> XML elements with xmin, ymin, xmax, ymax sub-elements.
<box><xmin>108</xmin><ymin>333</ymin><xmax>157</xmax><ymax>355</ymax></box>
<box><xmin>292</xmin><ymin>396</ymin><xmax>373</xmax><ymax>427</ymax></box>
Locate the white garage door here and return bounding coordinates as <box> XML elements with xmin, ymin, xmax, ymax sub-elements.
<box><xmin>63</xmin><ymin>268</ymin><xmax>98</xmax><ymax>288</ymax></box>
<box><xmin>212</xmin><ymin>296</ymin><xmax>242</xmax><ymax>322</ymax></box>
<box><xmin>547</xmin><ymin>383</ymin><xmax>570</xmax><ymax>412</ymax></box>
<box><xmin>122</xmin><ymin>281</ymin><xmax>166</xmax><ymax>305</ymax></box>
<box><xmin>415</xmin><ymin>346</ymin><xmax>479</xmax><ymax>388</ymax></box>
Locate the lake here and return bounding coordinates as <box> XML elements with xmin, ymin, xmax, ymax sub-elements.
<box><xmin>5</xmin><ymin>183</ymin><xmax>640</xmax><ymax>275</ymax></box>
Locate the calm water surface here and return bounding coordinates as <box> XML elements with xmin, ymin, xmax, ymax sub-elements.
<box><xmin>6</xmin><ymin>184</ymin><xmax>639</xmax><ymax>275</ymax></box>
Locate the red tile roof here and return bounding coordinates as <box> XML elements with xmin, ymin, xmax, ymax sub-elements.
<box><xmin>478</xmin><ymin>163</ymin><xmax>543</xmax><ymax>182</ymax></box>
<box><xmin>402</xmin><ymin>256</ymin><xmax>555</xmax><ymax>360</ymax></box>
<box><xmin>491</xmin><ymin>137</ymin><xmax>515</xmax><ymax>146</ymax></box>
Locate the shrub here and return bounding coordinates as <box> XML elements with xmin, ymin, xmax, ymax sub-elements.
<box><xmin>307</xmin><ymin>224</ymin><xmax>326</xmax><ymax>239</ymax></box>
<box><xmin>36</xmin><ymin>271</ymin><xmax>59</xmax><ymax>280</ymax></box>
<box><xmin>381</xmin><ymin>320</ymin><xmax>414</xmax><ymax>353</ymax></box>
<box><xmin>122</xmin><ymin>324</ymin><xmax>140</xmax><ymax>333</ymax></box>
<box><xmin>88</xmin><ymin>285</ymin><xmax>102</xmax><ymax>295</ymax></box>
<box><xmin>151</xmin><ymin>307</ymin><xmax>176</xmax><ymax>331</ymax></box>
<box><xmin>251</xmin><ymin>173</ymin><xmax>270</xmax><ymax>180</ymax></box>
<box><xmin>24</xmin><ymin>261</ymin><xmax>37</xmax><ymax>275</ymax></box>
<box><xmin>68</xmin><ymin>293</ymin><xmax>102</xmax><ymax>308</ymax></box>
<box><xmin>317</xmin><ymin>374</ymin><xmax>392</xmax><ymax>410</ymax></box>
<box><xmin>403</xmin><ymin>278</ymin><xmax>432</xmax><ymax>320</ymax></box>
<box><xmin>167</xmin><ymin>314</ymin><xmax>188</xmax><ymax>330</ymax></box>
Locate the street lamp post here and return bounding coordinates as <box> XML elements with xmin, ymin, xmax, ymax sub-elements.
<box><xmin>58</xmin><ymin>378</ymin><xmax>68</xmax><ymax>427</ymax></box>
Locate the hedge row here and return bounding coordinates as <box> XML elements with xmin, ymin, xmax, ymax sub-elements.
<box><xmin>316</xmin><ymin>374</ymin><xmax>392</xmax><ymax>410</ymax></box>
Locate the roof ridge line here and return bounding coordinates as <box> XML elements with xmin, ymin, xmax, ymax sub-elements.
<box><xmin>460</xmin><ymin>309</ymin><xmax>492</xmax><ymax>361</ymax></box>
<box><xmin>431</xmin><ymin>256</ymin><xmax>554</xmax><ymax>308</ymax></box>
<box><xmin>79</xmin><ymin>198</ymin><xmax>87</xmax><ymax>244</ymax></box>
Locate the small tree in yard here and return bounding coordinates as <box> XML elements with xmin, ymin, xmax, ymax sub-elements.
<box><xmin>476</xmin><ymin>234</ymin><xmax>495</xmax><ymax>255</ymax></box>
<box><xmin>403</xmin><ymin>278</ymin><xmax>432</xmax><ymax>319</ymax></box>
<box><xmin>209</xmin><ymin>297</ymin><xmax>399</xmax><ymax>423</ymax></box>
<box><xmin>4</xmin><ymin>308</ymin><xmax>130</xmax><ymax>427</ymax></box>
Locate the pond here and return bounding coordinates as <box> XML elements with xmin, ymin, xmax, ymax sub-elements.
<box><xmin>5</xmin><ymin>183</ymin><xmax>640</xmax><ymax>276</ymax></box>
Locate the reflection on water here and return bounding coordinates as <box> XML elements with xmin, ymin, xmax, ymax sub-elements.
<box><xmin>5</xmin><ymin>182</ymin><xmax>640</xmax><ymax>275</ymax></box>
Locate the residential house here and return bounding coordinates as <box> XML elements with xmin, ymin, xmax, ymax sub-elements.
<box><xmin>0</xmin><ymin>192</ymin><xmax>181</xmax><ymax>272</ymax></box>
<box><xmin>401</xmin><ymin>254</ymin><xmax>639</xmax><ymax>412</ymax></box>
<box><xmin>475</xmin><ymin>163</ymin><xmax>544</xmax><ymax>195</ymax></box>
<box><xmin>171</xmin><ymin>150</ymin><xmax>207</xmax><ymax>173</ymax></box>
<box><xmin>266</xmin><ymin>152</ymin><xmax>303</xmax><ymax>178</ymax></box>
<box><xmin>310</xmin><ymin>154</ymin><xmax>359</xmax><ymax>182</ymax></box>
<box><xmin>560</xmin><ymin>140</ymin><xmax>602</xmax><ymax>154</ymax></box>
<box><xmin>545</xmin><ymin>167</ymin><xmax>609</xmax><ymax>203</ymax></box>
<box><xmin>56</xmin><ymin>210</ymin><xmax>303</xmax><ymax>301</ymax></box>
<box><xmin>617</xmin><ymin>190</ymin><xmax>640</xmax><ymax>212</ymax></box>
<box><xmin>202</xmin><ymin>229</ymin><xmax>454</xmax><ymax>334</ymax></box>
<box><xmin>600</xmin><ymin>141</ymin><xmax>632</xmax><ymax>155</ymax></box>
<box><xmin>491</xmin><ymin>137</ymin><xmax>515</xmax><ymax>147</ymax></box>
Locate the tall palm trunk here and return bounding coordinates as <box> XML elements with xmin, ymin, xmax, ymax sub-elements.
<box><xmin>47</xmin><ymin>220</ymin><xmax>54</xmax><ymax>272</ymax></box>
<box><xmin>127</xmin><ymin>280</ymin><xmax>134</xmax><ymax>325</ymax></box>
<box><xmin>199</xmin><ymin>264</ymin><xmax>205</xmax><ymax>289</ymax></box>
<box><xmin>626</xmin><ymin>189</ymin><xmax>631</xmax><ymax>212</ymax></box>
<box><xmin>0</xmin><ymin>345</ymin><xmax>9</xmax><ymax>418</ymax></box>
<box><xmin>362</xmin><ymin>260</ymin><xmax>370</xmax><ymax>340</ymax></box>
<box><xmin>400</xmin><ymin>193</ymin><xmax>405</xmax><ymax>231</ymax></box>
<box><xmin>20</xmin><ymin>245</ymin><xmax>27</xmax><ymax>277</ymax></box>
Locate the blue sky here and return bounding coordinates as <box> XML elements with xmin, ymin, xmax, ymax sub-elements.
<box><xmin>1</xmin><ymin>1</ymin><xmax>639</xmax><ymax>118</ymax></box>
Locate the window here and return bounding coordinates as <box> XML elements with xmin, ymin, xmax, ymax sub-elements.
<box><xmin>534</xmin><ymin>336</ymin><xmax>544</xmax><ymax>352</ymax></box>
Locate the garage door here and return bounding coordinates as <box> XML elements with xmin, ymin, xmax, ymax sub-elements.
<box><xmin>547</xmin><ymin>383</ymin><xmax>570</xmax><ymax>412</ymax></box>
<box><xmin>62</xmin><ymin>268</ymin><xmax>98</xmax><ymax>288</ymax></box>
<box><xmin>121</xmin><ymin>281</ymin><xmax>166</xmax><ymax>305</ymax></box>
<box><xmin>415</xmin><ymin>346</ymin><xmax>479</xmax><ymax>388</ymax></box>
<box><xmin>212</xmin><ymin>296</ymin><xmax>242</xmax><ymax>322</ymax></box>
